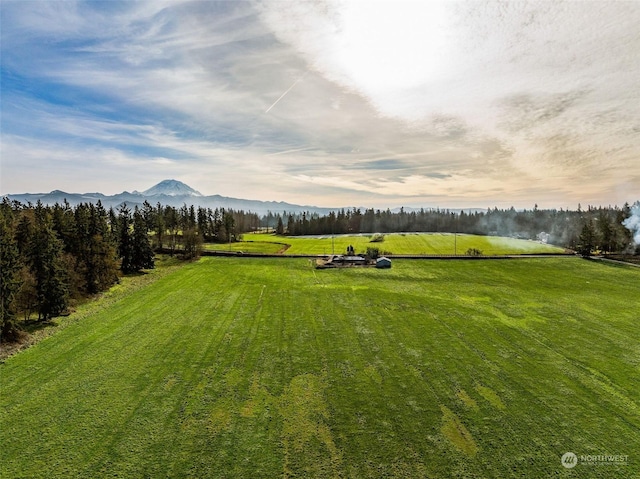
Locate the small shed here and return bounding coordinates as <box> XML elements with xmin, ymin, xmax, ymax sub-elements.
<box><xmin>376</xmin><ymin>257</ymin><xmax>391</xmax><ymax>268</ymax></box>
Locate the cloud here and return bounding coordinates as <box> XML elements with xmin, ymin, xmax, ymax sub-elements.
<box><xmin>345</xmin><ymin>159</ymin><xmax>410</xmax><ymax>171</ymax></box>
<box><xmin>497</xmin><ymin>90</ymin><xmax>589</xmax><ymax>134</ymax></box>
<box><xmin>261</xmin><ymin>0</ymin><xmax>640</xmax><ymax>193</ymax></box>
<box><xmin>1</xmin><ymin>0</ymin><xmax>638</xmax><ymax>209</ymax></box>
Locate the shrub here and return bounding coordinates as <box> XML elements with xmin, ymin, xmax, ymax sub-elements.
<box><xmin>370</xmin><ymin>234</ymin><xmax>385</xmax><ymax>243</ymax></box>
<box><xmin>366</xmin><ymin>247</ymin><xmax>380</xmax><ymax>259</ymax></box>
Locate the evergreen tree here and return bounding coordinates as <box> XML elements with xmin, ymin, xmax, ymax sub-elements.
<box><xmin>51</xmin><ymin>200</ymin><xmax>75</xmax><ymax>253</ymax></box>
<box><xmin>155</xmin><ymin>202</ymin><xmax>165</xmax><ymax>249</ymax></box>
<box><xmin>14</xmin><ymin>210</ymin><xmax>34</xmax><ymax>257</ymax></box>
<box><xmin>188</xmin><ymin>205</ymin><xmax>196</xmax><ymax>229</ymax></box>
<box><xmin>131</xmin><ymin>207</ymin><xmax>155</xmax><ymax>271</ymax></box>
<box><xmin>164</xmin><ymin>205</ymin><xmax>179</xmax><ymax>255</ymax></box>
<box><xmin>286</xmin><ymin>214</ymin><xmax>295</xmax><ymax>235</ymax></box>
<box><xmin>29</xmin><ymin>202</ymin><xmax>69</xmax><ymax>320</ymax></box>
<box><xmin>577</xmin><ymin>220</ymin><xmax>597</xmax><ymax>257</ymax></box>
<box><xmin>107</xmin><ymin>207</ymin><xmax>119</xmax><ymax>244</ymax></box>
<box><xmin>14</xmin><ymin>266</ymin><xmax>37</xmax><ymax>321</ymax></box>
<box><xmin>212</xmin><ymin>208</ymin><xmax>222</xmax><ymax>241</ymax></box>
<box><xmin>85</xmin><ymin>203</ymin><xmax>119</xmax><ymax>292</ymax></box>
<box><xmin>0</xmin><ymin>200</ymin><xmax>21</xmax><ymax>340</ymax></box>
<box><xmin>182</xmin><ymin>228</ymin><xmax>203</xmax><ymax>260</ymax></box>
<box><xmin>223</xmin><ymin>210</ymin><xmax>235</xmax><ymax>243</ymax></box>
<box><xmin>141</xmin><ymin>201</ymin><xmax>155</xmax><ymax>232</ymax></box>
<box><xmin>597</xmin><ymin>211</ymin><xmax>614</xmax><ymax>253</ymax></box>
<box><xmin>117</xmin><ymin>205</ymin><xmax>134</xmax><ymax>273</ymax></box>
<box><xmin>197</xmin><ymin>207</ymin><xmax>208</xmax><ymax>238</ymax></box>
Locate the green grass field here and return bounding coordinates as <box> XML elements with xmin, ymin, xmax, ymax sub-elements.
<box><xmin>1</xmin><ymin>258</ymin><xmax>638</xmax><ymax>478</ymax></box>
<box><xmin>204</xmin><ymin>239</ymin><xmax>287</xmax><ymax>254</ymax></box>
<box><xmin>223</xmin><ymin>232</ymin><xmax>566</xmax><ymax>255</ymax></box>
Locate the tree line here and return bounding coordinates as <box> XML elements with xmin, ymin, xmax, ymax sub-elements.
<box><xmin>261</xmin><ymin>204</ymin><xmax>636</xmax><ymax>253</ymax></box>
<box><xmin>136</xmin><ymin>201</ymin><xmax>258</xmax><ymax>256</ymax></box>
<box><xmin>0</xmin><ymin>199</ymin><xmax>258</xmax><ymax>342</ymax></box>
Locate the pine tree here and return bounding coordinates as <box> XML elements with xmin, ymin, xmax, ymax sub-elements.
<box><xmin>29</xmin><ymin>202</ymin><xmax>69</xmax><ymax>321</ymax></box>
<box><xmin>117</xmin><ymin>204</ymin><xmax>134</xmax><ymax>273</ymax></box>
<box><xmin>597</xmin><ymin>211</ymin><xmax>614</xmax><ymax>253</ymax></box>
<box><xmin>0</xmin><ymin>200</ymin><xmax>21</xmax><ymax>340</ymax></box>
<box><xmin>107</xmin><ymin>207</ymin><xmax>119</xmax><ymax>245</ymax></box>
<box><xmin>197</xmin><ymin>207</ymin><xmax>208</xmax><ymax>239</ymax></box>
<box><xmin>164</xmin><ymin>205</ymin><xmax>179</xmax><ymax>255</ymax></box>
<box><xmin>83</xmin><ymin>203</ymin><xmax>119</xmax><ymax>292</ymax></box>
<box><xmin>131</xmin><ymin>207</ymin><xmax>154</xmax><ymax>271</ymax></box>
<box><xmin>182</xmin><ymin>228</ymin><xmax>202</xmax><ymax>260</ymax></box>
<box><xmin>223</xmin><ymin>211</ymin><xmax>235</xmax><ymax>242</ymax></box>
<box><xmin>14</xmin><ymin>266</ymin><xmax>37</xmax><ymax>321</ymax></box>
<box><xmin>155</xmin><ymin>202</ymin><xmax>165</xmax><ymax>249</ymax></box>
<box><xmin>577</xmin><ymin>220</ymin><xmax>597</xmax><ymax>257</ymax></box>
<box><xmin>51</xmin><ymin>200</ymin><xmax>75</xmax><ymax>253</ymax></box>
<box><xmin>118</xmin><ymin>204</ymin><xmax>155</xmax><ymax>273</ymax></box>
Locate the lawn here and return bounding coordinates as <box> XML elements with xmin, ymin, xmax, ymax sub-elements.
<box><xmin>1</xmin><ymin>258</ymin><xmax>638</xmax><ymax>478</ymax></box>
<box><xmin>203</xmin><ymin>240</ymin><xmax>287</xmax><ymax>254</ymax></box>
<box><xmin>233</xmin><ymin>232</ymin><xmax>566</xmax><ymax>255</ymax></box>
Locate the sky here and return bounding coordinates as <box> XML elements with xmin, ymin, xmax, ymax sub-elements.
<box><xmin>1</xmin><ymin>0</ymin><xmax>639</xmax><ymax>209</ymax></box>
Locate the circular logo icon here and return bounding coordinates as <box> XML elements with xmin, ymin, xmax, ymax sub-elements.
<box><xmin>561</xmin><ymin>452</ymin><xmax>578</xmax><ymax>469</ymax></box>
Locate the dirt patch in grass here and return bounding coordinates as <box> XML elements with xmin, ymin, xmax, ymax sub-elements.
<box><xmin>456</xmin><ymin>389</ymin><xmax>479</xmax><ymax>411</ymax></box>
<box><xmin>440</xmin><ymin>405</ymin><xmax>479</xmax><ymax>457</ymax></box>
<box><xmin>475</xmin><ymin>384</ymin><xmax>506</xmax><ymax>410</ymax></box>
<box><xmin>276</xmin><ymin>243</ymin><xmax>291</xmax><ymax>254</ymax></box>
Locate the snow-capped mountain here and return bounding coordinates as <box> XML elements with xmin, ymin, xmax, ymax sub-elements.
<box><xmin>142</xmin><ymin>179</ymin><xmax>202</xmax><ymax>197</ymax></box>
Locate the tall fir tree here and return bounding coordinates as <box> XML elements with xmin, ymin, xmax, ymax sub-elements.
<box><xmin>29</xmin><ymin>202</ymin><xmax>69</xmax><ymax>320</ymax></box>
<box><xmin>577</xmin><ymin>219</ymin><xmax>597</xmax><ymax>257</ymax></box>
<box><xmin>117</xmin><ymin>204</ymin><xmax>135</xmax><ymax>273</ymax></box>
<box><xmin>0</xmin><ymin>200</ymin><xmax>21</xmax><ymax>340</ymax></box>
<box><xmin>154</xmin><ymin>202</ymin><xmax>165</xmax><ymax>249</ymax></box>
<box><xmin>79</xmin><ymin>203</ymin><xmax>119</xmax><ymax>293</ymax></box>
<box><xmin>131</xmin><ymin>207</ymin><xmax>155</xmax><ymax>272</ymax></box>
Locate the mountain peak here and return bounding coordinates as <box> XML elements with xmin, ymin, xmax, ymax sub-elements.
<box><xmin>142</xmin><ymin>179</ymin><xmax>202</xmax><ymax>197</ymax></box>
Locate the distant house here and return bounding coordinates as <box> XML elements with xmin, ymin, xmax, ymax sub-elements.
<box><xmin>375</xmin><ymin>257</ymin><xmax>391</xmax><ymax>268</ymax></box>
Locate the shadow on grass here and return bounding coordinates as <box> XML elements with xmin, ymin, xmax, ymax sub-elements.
<box><xmin>122</xmin><ymin>270</ymin><xmax>151</xmax><ymax>278</ymax></box>
<box><xmin>584</xmin><ymin>256</ymin><xmax>640</xmax><ymax>269</ymax></box>
<box><xmin>21</xmin><ymin>319</ymin><xmax>59</xmax><ymax>334</ymax></box>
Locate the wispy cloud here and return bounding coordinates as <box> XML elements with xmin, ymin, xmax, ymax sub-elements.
<box><xmin>1</xmin><ymin>0</ymin><xmax>638</xmax><ymax>208</ymax></box>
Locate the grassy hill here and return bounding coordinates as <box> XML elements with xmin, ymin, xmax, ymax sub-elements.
<box><xmin>207</xmin><ymin>232</ymin><xmax>567</xmax><ymax>255</ymax></box>
<box><xmin>1</xmin><ymin>258</ymin><xmax>638</xmax><ymax>477</ymax></box>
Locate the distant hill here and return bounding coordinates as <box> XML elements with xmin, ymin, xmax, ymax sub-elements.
<box><xmin>4</xmin><ymin>180</ymin><xmax>337</xmax><ymax>216</ymax></box>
